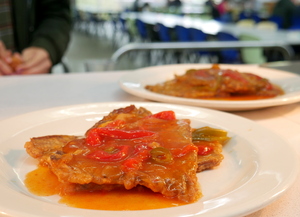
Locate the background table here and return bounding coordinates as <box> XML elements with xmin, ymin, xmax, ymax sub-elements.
<box><xmin>0</xmin><ymin>70</ymin><xmax>299</xmax><ymax>216</ymax></box>
<box><xmin>122</xmin><ymin>12</ymin><xmax>300</xmax><ymax>45</ymax></box>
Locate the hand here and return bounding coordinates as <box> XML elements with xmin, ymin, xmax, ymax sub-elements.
<box><xmin>0</xmin><ymin>41</ymin><xmax>14</xmax><ymax>75</ymax></box>
<box><xmin>16</xmin><ymin>47</ymin><xmax>52</xmax><ymax>75</ymax></box>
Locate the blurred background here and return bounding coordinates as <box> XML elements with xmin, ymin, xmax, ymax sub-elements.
<box><xmin>61</xmin><ymin>0</ymin><xmax>300</xmax><ymax>73</ymax></box>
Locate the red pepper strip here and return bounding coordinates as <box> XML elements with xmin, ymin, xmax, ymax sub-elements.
<box><xmin>173</xmin><ymin>144</ymin><xmax>198</xmax><ymax>158</ymax></box>
<box><xmin>122</xmin><ymin>158</ymin><xmax>141</xmax><ymax>172</ymax></box>
<box><xmin>150</xmin><ymin>111</ymin><xmax>176</xmax><ymax>120</ymax></box>
<box><xmin>87</xmin><ymin>145</ymin><xmax>130</xmax><ymax>162</ymax></box>
<box><xmin>121</xmin><ymin>145</ymin><xmax>150</xmax><ymax>172</ymax></box>
<box><xmin>197</xmin><ymin>145</ymin><xmax>213</xmax><ymax>156</ymax></box>
<box><xmin>86</xmin><ymin>129</ymin><xmax>103</xmax><ymax>146</ymax></box>
<box><xmin>86</xmin><ymin>128</ymin><xmax>156</xmax><ymax>146</ymax></box>
<box><xmin>222</xmin><ymin>70</ymin><xmax>248</xmax><ymax>83</ymax></box>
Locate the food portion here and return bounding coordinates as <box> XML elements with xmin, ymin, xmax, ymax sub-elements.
<box><xmin>0</xmin><ymin>52</ymin><xmax>23</xmax><ymax>72</ymax></box>
<box><xmin>145</xmin><ymin>64</ymin><xmax>284</xmax><ymax>100</ymax></box>
<box><xmin>25</xmin><ymin>105</ymin><xmax>229</xmax><ymax>206</ymax></box>
<box><xmin>192</xmin><ymin>126</ymin><xmax>229</xmax><ymax>172</ymax></box>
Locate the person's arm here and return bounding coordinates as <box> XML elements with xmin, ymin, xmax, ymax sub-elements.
<box><xmin>15</xmin><ymin>0</ymin><xmax>72</xmax><ymax>74</ymax></box>
<box><xmin>29</xmin><ymin>0</ymin><xmax>72</xmax><ymax>66</ymax></box>
<box><xmin>0</xmin><ymin>41</ymin><xmax>13</xmax><ymax>75</ymax></box>
<box><xmin>1</xmin><ymin>0</ymin><xmax>72</xmax><ymax>75</ymax></box>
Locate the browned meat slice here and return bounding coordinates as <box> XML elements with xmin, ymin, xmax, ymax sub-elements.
<box><xmin>25</xmin><ymin>106</ymin><xmax>202</xmax><ymax>203</ymax></box>
<box><xmin>25</xmin><ymin>135</ymin><xmax>79</xmax><ymax>166</ymax></box>
<box><xmin>86</xmin><ymin>105</ymin><xmax>152</xmax><ymax>136</ymax></box>
<box><xmin>194</xmin><ymin>140</ymin><xmax>224</xmax><ymax>172</ymax></box>
<box><xmin>145</xmin><ymin>64</ymin><xmax>284</xmax><ymax>99</ymax></box>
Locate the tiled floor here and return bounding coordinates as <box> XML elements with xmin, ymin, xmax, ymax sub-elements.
<box><xmin>64</xmin><ymin>31</ymin><xmax>116</xmax><ymax>73</ymax></box>
<box><xmin>54</xmin><ymin>27</ymin><xmax>136</xmax><ymax>73</ymax></box>
<box><xmin>64</xmin><ymin>31</ymin><xmax>115</xmax><ymax>72</ymax></box>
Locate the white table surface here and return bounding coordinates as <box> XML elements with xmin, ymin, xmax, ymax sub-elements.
<box><xmin>0</xmin><ymin>71</ymin><xmax>300</xmax><ymax>217</ymax></box>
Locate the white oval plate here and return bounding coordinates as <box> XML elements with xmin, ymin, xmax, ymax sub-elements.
<box><xmin>119</xmin><ymin>64</ymin><xmax>300</xmax><ymax>111</ymax></box>
<box><xmin>0</xmin><ymin>102</ymin><xmax>298</xmax><ymax>217</ymax></box>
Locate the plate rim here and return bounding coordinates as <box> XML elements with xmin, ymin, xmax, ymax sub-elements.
<box><xmin>0</xmin><ymin>102</ymin><xmax>298</xmax><ymax>217</ymax></box>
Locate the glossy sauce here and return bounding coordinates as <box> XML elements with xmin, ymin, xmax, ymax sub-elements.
<box><xmin>24</xmin><ymin>166</ymin><xmax>187</xmax><ymax>210</ymax></box>
<box><xmin>190</xmin><ymin>84</ymin><xmax>284</xmax><ymax>101</ymax></box>
<box><xmin>204</xmin><ymin>95</ymin><xmax>277</xmax><ymax>100</ymax></box>
<box><xmin>145</xmin><ymin>65</ymin><xmax>285</xmax><ymax>100</ymax></box>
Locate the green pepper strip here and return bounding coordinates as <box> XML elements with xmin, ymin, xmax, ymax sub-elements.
<box><xmin>150</xmin><ymin>147</ymin><xmax>173</xmax><ymax>164</ymax></box>
<box><xmin>192</xmin><ymin>126</ymin><xmax>230</xmax><ymax>144</ymax></box>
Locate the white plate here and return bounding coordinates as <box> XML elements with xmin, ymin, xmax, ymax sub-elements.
<box><xmin>0</xmin><ymin>102</ymin><xmax>298</xmax><ymax>217</ymax></box>
<box><xmin>119</xmin><ymin>64</ymin><xmax>300</xmax><ymax>111</ymax></box>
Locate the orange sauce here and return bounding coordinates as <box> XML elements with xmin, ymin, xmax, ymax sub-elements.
<box><xmin>203</xmin><ymin>95</ymin><xmax>276</xmax><ymax>100</ymax></box>
<box><xmin>24</xmin><ymin>166</ymin><xmax>188</xmax><ymax>210</ymax></box>
<box><xmin>199</xmin><ymin>85</ymin><xmax>284</xmax><ymax>101</ymax></box>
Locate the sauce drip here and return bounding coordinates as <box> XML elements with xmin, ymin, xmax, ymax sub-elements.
<box><xmin>24</xmin><ymin>166</ymin><xmax>187</xmax><ymax>210</ymax></box>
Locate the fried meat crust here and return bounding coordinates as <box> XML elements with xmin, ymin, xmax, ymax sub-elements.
<box><xmin>24</xmin><ymin>106</ymin><xmax>205</xmax><ymax>203</ymax></box>
<box><xmin>145</xmin><ymin>64</ymin><xmax>284</xmax><ymax>99</ymax></box>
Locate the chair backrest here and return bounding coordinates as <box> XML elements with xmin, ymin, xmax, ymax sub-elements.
<box><xmin>216</xmin><ymin>31</ymin><xmax>240</xmax><ymax>63</ymax></box>
<box><xmin>119</xmin><ymin>17</ymin><xmax>127</xmax><ymax>32</ymax></box>
<box><xmin>289</xmin><ymin>24</ymin><xmax>300</xmax><ymax>30</ymax></box>
<box><xmin>136</xmin><ymin>19</ymin><xmax>148</xmax><ymax>40</ymax></box>
<box><xmin>256</xmin><ymin>21</ymin><xmax>278</xmax><ymax>30</ymax></box>
<box><xmin>239</xmin><ymin>34</ymin><xmax>266</xmax><ymax>64</ymax></box>
<box><xmin>290</xmin><ymin>16</ymin><xmax>300</xmax><ymax>29</ymax></box>
<box><xmin>217</xmin><ymin>31</ymin><xmax>238</xmax><ymax>41</ymax></box>
<box><xmin>268</xmin><ymin>15</ymin><xmax>283</xmax><ymax>29</ymax></box>
<box><xmin>157</xmin><ymin>23</ymin><xmax>171</xmax><ymax>42</ymax></box>
<box><xmin>236</xmin><ymin>19</ymin><xmax>255</xmax><ymax>28</ymax></box>
<box><xmin>189</xmin><ymin>28</ymin><xmax>207</xmax><ymax>41</ymax></box>
<box><xmin>174</xmin><ymin>25</ymin><xmax>190</xmax><ymax>42</ymax></box>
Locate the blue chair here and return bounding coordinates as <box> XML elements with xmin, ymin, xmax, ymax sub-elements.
<box><xmin>173</xmin><ymin>25</ymin><xmax>193</xmax><ymax>63</ymax></box>
<box><xmin>218</xmin><ymin>13</ymin><xmax>233</xmax><ymax>23</ymax></box>
<box><xmin>174</xmin><ymin>25</ymin><xmax>190</xmax><ymax>42</ymax></box>
<box><xmin>268</xmin><ymin>15</ymin><xmax>283</xmax><ymax>29</ymax></box>
<box><xmin>189</xmin><ymin>28</ymin><xmax>210</xmax><ymax>56</ymax></box>
<box><xmin>290</xmin><ymin>15</ymin><xmax>300</xmax><ymax>29</ymax></box>
<box><xmin>174</xmin><ymin>25</ymin><xmax>192</xmax><ymax>63</ymax></box>
<box><xmin>156</xmin><ymin>23</ymin><xmax>177</xmax><ymax>64</ymax></box>
<box><xmin>216</xmin><ymin>32</ymin><xmax>241</xmax><ymax>63</ymax></box>
<box><xmin>189</xmin><ymin>28</ymin><xmax>217</xmax><ymax>63</ymax></box>
<box><xmin>289</xmin><ymin>24</ymin><xmax>300</xmax><ymax>30</ymax></box>
<box><xmin>119</xmin><ymin>17</ymin><xmax>127</xmax><ymax>33</ymax></box>
<box><xmin>189</xmin><ymin>28</ymin><xmax>207</xmax><ymax>41</ymax></box>
<box><xmin>111</xmin><ymin>17</ymin><xmax>131</xmax><ymax>48</ymax></box>
<box><xmin>136</xmin><ymin>19</ymin><xmax>148</xmax><ymax>41</ymax></box>
<box><xmin>239</xmin><ymin>11</ymin><xmax>260</xmax><ymax>23</ymax></box>
<box><xmin>239</xmin><ymin>11</ymin><xmax>253</xmax><ymax>20</ymax></box>
<box><xmin>157</xmin><ymin>23</ymin><xmax>172</xmax><ymax>42</ymax></box>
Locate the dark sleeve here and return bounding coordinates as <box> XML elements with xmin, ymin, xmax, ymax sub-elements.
<box><xmin>30</xmin><ymin>0</ymin><xmax>72</xmax><ymax>65</ymax></box>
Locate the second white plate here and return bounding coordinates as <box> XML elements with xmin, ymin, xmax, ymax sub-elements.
<box><xmin>119</xmin><ymin>64</ymin><xmax>300</xmax><ymax>111</ymax></box>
